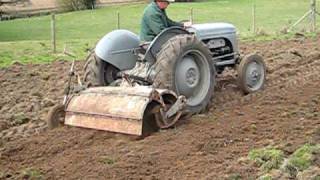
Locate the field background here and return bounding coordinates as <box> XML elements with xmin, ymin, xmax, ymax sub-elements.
<box><xmin>0</xmin><ymin>0</ymin><xmax>319</xmax><ymax>66</ymax></box>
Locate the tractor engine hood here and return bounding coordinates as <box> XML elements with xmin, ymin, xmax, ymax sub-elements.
<box><xmin>189</xmin><ymin>23</ymin><xmax>237</xmax><ymax>40</ymax></box>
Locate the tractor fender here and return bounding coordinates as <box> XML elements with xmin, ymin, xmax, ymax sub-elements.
<box><xmin>95</xmin><ymin>30</ymin><xmax>140</xmax><ymax>71</ymax></box>
<box><xmin>144</xmin><ymin>27</ymin><xmax>190</xmax><ymax>64</ymax></box>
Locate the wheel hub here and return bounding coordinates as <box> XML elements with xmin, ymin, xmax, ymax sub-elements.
<box><xmin>174</xmin><ymin>50</ymin><xmax>211</xmax><ymax>107</ymax></box>
<box><xmin>176</xmin><ymin>56</ymin><xmax>200</xmax><ymax>97</ymax></box>
<box><xmin>104</xmin><ymin>64</ymin><xmax>119</xmax><ymax>85</ymax></box>
<box><xmin>246</xmin><ymin>62</ymin><xmax>263</xmax><ymax>88</ymax></box>
<box><xmin>186</xmin><ymin>68</ymin><xmax>199</xmax><ymax>86</ymax></box>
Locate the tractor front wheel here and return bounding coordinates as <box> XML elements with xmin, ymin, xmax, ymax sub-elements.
<box><xmin>237</xmin><ymin>53</ymin><xmax>266</xmax><ymax>94</ymax></box>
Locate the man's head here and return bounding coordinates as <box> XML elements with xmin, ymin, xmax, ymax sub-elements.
<box><xmin>155</xmin><ymin>0</ymin><xmax>174</xmax><ymax>10</ymax></box>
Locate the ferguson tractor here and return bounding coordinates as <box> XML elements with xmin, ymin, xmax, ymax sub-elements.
<box><xmin>48</xmin><ymin>23</ymin><xmax>266</xmax><ymax>136</ymax></box>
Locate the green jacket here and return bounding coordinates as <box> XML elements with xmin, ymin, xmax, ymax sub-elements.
<box><xmin>140</xmin><ymin>2</ymin><xmax>183</xmax><ymax>42</ymax></box>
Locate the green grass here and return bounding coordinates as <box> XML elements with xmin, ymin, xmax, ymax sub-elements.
<box><xmin>249</xmin><ymin>144</ymin><xmax>320</xmax><ymax>179</ymax></box>
<box><xmin>21</xmin><ymin>168</ymin><xmax>43</xmax><ymax>180</ymax></box>
<box><xmin>0</xmin><ymin>39</ymin><xmax>94</xmax><ymax>66</ymax></box>
<box><xmin>248</xmin><ymin>147</ymin><xmax>285</xmax><ymax>172</ymax></box>
<box><xmin>258</xmin><ymin>175</ymin><xmax>273</xmax><ymax>180</ymax></box>
<box><xmin>287</xmin><ymin>144</ymin><xmax>320</xmax><ymax>171</ymax></box>
<box><xmin>0</xmin><ymin>0</ymin><xmax>319</xmax><ymax>67</ymax></box>
<box><xmin>99</xmin><ymin>155</ymin><xmax>116</xmax><ymax>165</ymax></box>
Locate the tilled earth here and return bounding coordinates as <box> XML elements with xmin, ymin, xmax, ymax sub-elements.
<box><xmin>0</xmin><ymin>35</ymin><xmax>320</xmax><ymax>179</ymax></box>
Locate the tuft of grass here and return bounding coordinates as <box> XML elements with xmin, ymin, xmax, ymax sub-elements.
<box><xmin>249</xmin><ymin>144</ymin><xmax>320</xmax><ymax>179</ymax></box>
<box><xmin>0</xmin><ymin>171</ymin><xmax>4</xmax><ymax>179</ymax></box>
<box><xmin>13</xmin><ymin>112</ymin><xmax>30</xmax><ymax>125</ymax></box>
<box><xmin>248</xmin><ymin>147</ymin><xmax>284</xmax><ymax>172</ymax></box>
<box><xmin>228</xmin><ymin>173</ymin><xmax>242</xmax><ymax>180</ymax></box>
<box><xmin>258</xmin><ymin>174</ymin><xmax>272</xmax><ymax>180</ymax></box>
<box><xmin>99</xmin><ymin>156</ymin><xmax>116</xmax><ymax>165</ymax></box>
<box><xmin>286</xmin><ymin>144</ymin><xmax>320</xmax><ymax>171</ymax></box>
<box><xmin>21</xmin><ymin>168</ymin><xmax>43</xmax><ymax>180</ymax></box>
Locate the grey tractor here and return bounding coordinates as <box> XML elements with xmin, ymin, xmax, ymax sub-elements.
<box><xmin>83</xmin><ymin>23</ymin><xmax>266</xmax><ymax>114</ymax></box>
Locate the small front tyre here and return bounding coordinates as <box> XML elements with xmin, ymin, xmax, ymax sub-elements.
<box><xmin>237</xmin><ymin>54</ymin><xmax>266</xmax><ymax>94</ymax></box>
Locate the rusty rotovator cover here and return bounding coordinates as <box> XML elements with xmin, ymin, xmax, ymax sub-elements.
<box><xmin>64</xmin><ymin>86</ymin><xmax>185</xmax><ymax>136</ymax></box>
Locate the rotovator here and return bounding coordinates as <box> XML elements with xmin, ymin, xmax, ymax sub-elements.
<box><xmin>48</xmin><ymin>23</ymin><xmax>266</xmax><ymax>136</ymax></box>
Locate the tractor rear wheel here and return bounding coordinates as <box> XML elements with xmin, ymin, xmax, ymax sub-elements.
<box><xmin>83</xmin><ymin>51</ymin><xmax>120</xmax><ymax>87</ymax></box>
<box><xmin>152</xmin><ymin>34</ymin><xmax>215</xmax><ymax>114</ymax></box>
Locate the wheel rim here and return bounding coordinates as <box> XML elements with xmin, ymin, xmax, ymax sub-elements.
<box><xmin>153</xmin><ymin>102</ymin><xmax>181</xmax><ymax>129</ymax></box>
<box><xmin>175</xmin><ymin>50</ymin><xmax>211</xmax><ymax>107</ymax></box>
<box><xmin>104</xmin><ymin>64</ymin><xmax>119</xmax><ymax>85</ymax></box>
<box><xmin>245</xmin><ymin>60</ymin><xmax>265</xmax><ymax>91</ymax></box>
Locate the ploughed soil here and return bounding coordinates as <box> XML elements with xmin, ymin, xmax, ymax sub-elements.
<box><xmin>0</xmin><ymin>35</ymin><xmax>320</xmax><ymax>179</ymax></box>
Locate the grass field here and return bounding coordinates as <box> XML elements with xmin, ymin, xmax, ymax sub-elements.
<box><xmin>0</xmin><ymin>0</ymin><xmax>318</xmax><ymax>66</ymax></box>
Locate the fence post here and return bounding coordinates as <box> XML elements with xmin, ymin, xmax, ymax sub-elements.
<box><xmin>51</xmin><ymin>13</ymin><xmax>56</xmax><ymax>53</ymax></box>
<box><xmin>117</xmin><ymin>11</ymin><xmax>120</xmax><ymax>29</ymax></box>
<box><xmin>190</xmin><ymin>8</ymin><xmax>193</xmax><ymax>24</ymax></box>
<box><xmin>289</xmin><ymin>0</ymin><xmax>318</xmax><ymax>32</ymax></box>
<box><xmin>311</xmin><ymin>0</ymin><xmax>316</xmax><ymax>32</ymax></box>
<box><xmin>252</xmin><ymin>0</ymin><xmax>256</xmax><ymax>35</ymax></box>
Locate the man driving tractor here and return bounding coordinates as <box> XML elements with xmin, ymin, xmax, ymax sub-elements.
<box><xmin>140</xmin><ymin>0</ymin><xmax>191</xmax><ymax>42</ymax></box>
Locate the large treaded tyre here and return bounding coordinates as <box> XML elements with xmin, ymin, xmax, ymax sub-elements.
<box><xmin>83</xmin><ymin>51</ymin><xmax>119</xmax><ymax>87</ymax></box>
<box><xmin>152</xmin><ymin>34</ymin><xmax>215</xmax><ymax>114</ymax></box>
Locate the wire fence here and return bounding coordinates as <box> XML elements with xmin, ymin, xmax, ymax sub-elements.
<box><xmin>52</xmin><ymin>0</ymin><xmax>320</xmax><ymax>47</ymax></box>
<box><xmin>188</xmin><ymin>0</ymin><xmax>320</xmax><ymax>36</ymax></box>
<box><xmin>0</xmin><ymin>0</ymin><xmax>319</xmax><ymax>54</ymax></box>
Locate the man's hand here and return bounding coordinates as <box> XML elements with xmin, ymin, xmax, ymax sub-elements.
<box><xmin>183</xmin><ymin>21</ymin><xmax>192</xmax><ymax>28</ymax></box>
